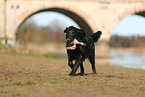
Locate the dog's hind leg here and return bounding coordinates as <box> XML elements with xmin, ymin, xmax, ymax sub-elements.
<box><xmin>78</xmin><ymin>63</ymin><xmax>84</xmax><ymax>75</ymax></box>
<box><xmin>88</xmin><ymin>53</ymin><xmax>97</xmax><ymax>74</ymax></box>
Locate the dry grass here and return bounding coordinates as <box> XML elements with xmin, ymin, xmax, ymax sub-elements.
<box><xmin>0</xmin><ymin>53</ymin><xmax>145</xmax><ymax>97</ymax></box>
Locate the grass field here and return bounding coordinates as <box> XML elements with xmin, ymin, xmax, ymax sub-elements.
<box><xmin>0</xmin><ymin>53</ymin><xmax>145</xmax><ymax>97</ymax></box>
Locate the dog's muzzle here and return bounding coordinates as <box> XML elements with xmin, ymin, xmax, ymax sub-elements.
<box><xmin>66</xmin><ymin>38</ymin><xmax>74</xmax><ymax>47</ymax></box>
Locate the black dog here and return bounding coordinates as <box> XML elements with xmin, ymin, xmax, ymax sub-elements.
<box><xmin>64</xmin><ymin>26</ymin><xmax>102</xmax><ymax>76</ymax></box>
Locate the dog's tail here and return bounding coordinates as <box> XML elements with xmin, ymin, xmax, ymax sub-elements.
<box><xmin>90</xmin><ymin>31</ymin><xmax>102</xmax><ymax>42</ymax></box>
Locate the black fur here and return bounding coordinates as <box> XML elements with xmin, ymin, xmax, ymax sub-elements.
<box><xmin>64</xmin><ymin>26</ymin><xmax>102</xmax><ymax>76</ymax></box>
<box><xmin>90</xmin><ymin>31</ymin><xmax>102</xmax><ymax>42</ymax></box>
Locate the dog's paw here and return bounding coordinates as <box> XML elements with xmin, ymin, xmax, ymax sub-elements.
<box><xmin>69</xmin><ymin>72</ymin><xmax>76</xmax><ymax>76</ymax></box>
<box><xmin>77</xmin><ymin>72</ymin><xmax>84</xmax><ymax>76</ymax></box>
<box><xmin>92</xmin><ymin>72</ymin><xmax>97</xmax><ymax>75</ymax></box>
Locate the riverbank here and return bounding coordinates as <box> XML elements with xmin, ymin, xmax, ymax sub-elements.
<box><xmin>111</xmin><ymin>47</ymin><xmax>145</xmax><ymax>53</ymax></box>
<box><xmin>0</xmin><ymin>53</ymin><xmax>144</xmax><ymax>97</ymax></box>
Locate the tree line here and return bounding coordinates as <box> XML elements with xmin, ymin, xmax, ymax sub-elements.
<box><xmin>16</xmin><ymin>19</ymin><xmax>65</xmax><ymax>47</ymax></box>
<box><xmin>17</xmin><ymin>19</ymin><xmax>145</xmax><ymax>49</ymax></box>
<box><xmin>110</xmin><ymin>35</ymin><xmax>145</xmax><ymax>48</ymax></box>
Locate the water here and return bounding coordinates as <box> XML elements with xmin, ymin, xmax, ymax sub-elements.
<box><xmin>110</xmin><ymin>51</ymin><xmax>145</xmax><ymax>70</ymax></box>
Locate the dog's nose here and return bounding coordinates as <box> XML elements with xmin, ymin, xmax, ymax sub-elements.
<box><xmin>66</xmin><ymin>39</ymin><xmax>71</xmax><ymax>42</ymax></box>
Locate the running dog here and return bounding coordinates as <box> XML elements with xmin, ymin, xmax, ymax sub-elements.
<box><xmin>64</xmin><ymin>26</ymin><xmax>102</xmax><ymax>76</ymax></box>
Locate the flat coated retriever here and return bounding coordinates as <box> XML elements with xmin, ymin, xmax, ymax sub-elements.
<box><xmin>64</xmin><ymin>26</ymin><xmax>102</xmax><ymax>76</ymax></box>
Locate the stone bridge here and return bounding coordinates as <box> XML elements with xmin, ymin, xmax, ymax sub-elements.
<box><xmin>0</xmin><ymin>0</ymin><xmax>145</xmax><ymax>44</ymax></box>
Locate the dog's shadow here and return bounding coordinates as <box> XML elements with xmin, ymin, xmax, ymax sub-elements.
<box><xmin>75</xmin><ymin>73</ymin><xmax>97</xmax><ymax>76</ymax></box>
<box><xmin>73</xmin><ymin>73</ymin><xmax>127</xmax><ymax>79</ymax></box>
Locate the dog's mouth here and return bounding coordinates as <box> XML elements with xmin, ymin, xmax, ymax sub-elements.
<box><xmin>66</xmin><ymin>39</ymin><xmax>74</xmax><ymax>47</ymax></box>
<box><xmin>66</xmin><ymin>40</ymin><xmax>75</xmax><ymax>50</ymax></box>
<box><xmin>66</xmin><ymin>44</ymin><xmax>76</xmax><ymax>50</ymax></box>
<box><xmin>66</xmin><ymin>39</ymin><xmax>86</xmax><ymax>50</ymax></box>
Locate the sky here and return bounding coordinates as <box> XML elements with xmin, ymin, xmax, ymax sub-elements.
<box><xmin>29</xmin><ymin>11</ymin><xmax>80</xmax><ymax>28</ymax></box>
<box><xmin>112</xmin><ymin>15</ymin><xmax>145</xmax><ymax>36</ymax></box>
<box><xmin>28</xmin><ymin>11</ymin><xmax>145</xmax><ymax>36</ymax></box>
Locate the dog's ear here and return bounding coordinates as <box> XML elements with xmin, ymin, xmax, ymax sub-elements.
<box><xmin>64</xmin><ymin>27</ymin><xmax>68</xmax><ymax>33</ymax></box>
<box><xmin>78</xmin><ymin>29</ymin><xmax>86</xmax><ymax>38</ymax></box>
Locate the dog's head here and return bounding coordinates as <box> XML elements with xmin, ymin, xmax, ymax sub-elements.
<box><xmin>64</xmin><ymin>26</ymin><xmax>77</xmax><ymax>47</ymax></box>
<box><xmin>64</xmin><ymin>26</ymin><xmax>86</xmax><ymax>47</ymax></box>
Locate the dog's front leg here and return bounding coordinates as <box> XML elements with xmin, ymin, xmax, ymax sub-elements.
<box><xmin>68</xmin><ymin>57</ymin><xmax>74</xmax><ymax>69</ymax></box>
<box><xmin>68</xmin><ymin>60</ymin><xmax>74</xmax><ymax>69</ymax></box>
<box><xmin>69</xmin><ymin>55</ymin><xmax>83</xmax><ymax>76</ymax></box>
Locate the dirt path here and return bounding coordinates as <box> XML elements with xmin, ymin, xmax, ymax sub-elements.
<box><xmin>0</xmin><ymin>53</ymin><xmax>145</xmax><ymax>97</ymax></box>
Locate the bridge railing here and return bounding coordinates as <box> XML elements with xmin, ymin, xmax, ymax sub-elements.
<box><xmin>48</xmin><ymin>0</ymin><xmax>145</xmax><ymax>3</ymax></box>
<box><xmin>7</xmin><ymin>0</ymin><xmax>145</xmax><ymax>3</ymax></box>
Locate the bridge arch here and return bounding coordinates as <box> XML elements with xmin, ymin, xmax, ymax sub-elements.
<box><xmin>135</xmin><ymin>11</ymin><xmax>145</xmax><ymax>17</ymax></box>
<box><xmin>116</xmin><ymin>4</ymin><xmax>145</xmax><ymax>21</ymax></box>
<box><xmin>13</xmin><ymin>7</ymin><xmax>94</xmax><ymax>44</ymax></box>
<box><xmin>111</xmin><ymin>9</ymin><xmax>145</xmax><ymax>38</ymax></box>
<box><xmin>110</xmin><ymin>4</ymin><xmax>145</xmax><ymax>36</ymax></box>
<box><xmin>16</xmin><ymin>7</ymin><xmax>93</xmax><ymax>35</ymax></box>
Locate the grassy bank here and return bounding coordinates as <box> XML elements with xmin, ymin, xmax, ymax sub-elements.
<box><xmin>0</xmin><ymin>53</ymin><xmax>145</xmax><ymax>97</ymax></box>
